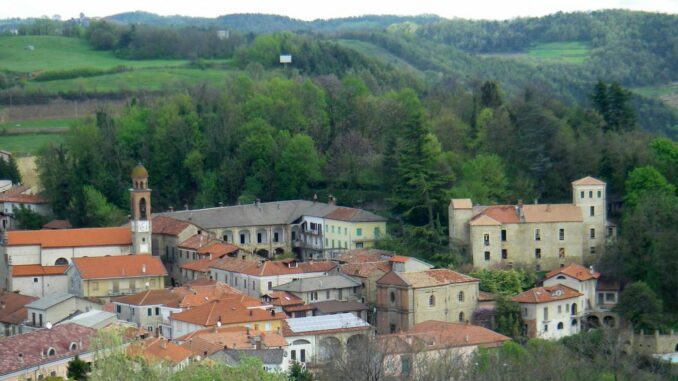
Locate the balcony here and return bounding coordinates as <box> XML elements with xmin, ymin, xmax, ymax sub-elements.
<box><xmin>108</xmin><ymin>289</ymin><xmax>137</xmax><ymax>296</ymax></box>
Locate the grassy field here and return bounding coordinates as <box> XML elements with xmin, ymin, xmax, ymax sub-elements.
<box><xmin>0</xmin><ymin>36</ymin><xmax>186</xmax><ymax>72</ymax></box>
<box><xmin>633</xmin><ymin>83</ymin><xmax>678</xmax><ymax>110</ymax></box>
<box><xmin>0</xmin><ymin>133</ymin><xmax>64</xmax><ymax>155</ymax></box>
<box><xmin>0</xmin><ymin>117</ymin><xmax>81</xmax><ymax>130</ymax></box>
<box><xmin>482</xmin><ymin>41</ymin><xmax>590</xmax><ymax>64</ymax></box>
<box><xmin>337</xmin><ymin>39</ymin><xmax>424</xmax><ymax>74</ymax></box>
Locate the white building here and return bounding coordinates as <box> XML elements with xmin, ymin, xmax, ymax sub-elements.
<box><xmin>513</xmin><ymin>284</ymin><xmax>584</xmax><ymax>340</ymax></box>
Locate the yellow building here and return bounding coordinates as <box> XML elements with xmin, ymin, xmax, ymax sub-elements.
<box><xmin>67</xmin><ymin>255</ymin><xmax>167</xmax><ymax>300</ymax></box>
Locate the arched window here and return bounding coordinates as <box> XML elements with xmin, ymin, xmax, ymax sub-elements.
<box><xmin>139</xmin><ymin>198</ymin><xmax>147</xmax><ymax>220</ymax></box>
<box><xmin>390</xmin><ymin>291</ymin><xmax>396</xmax><ymax>303</ymax></box>
<box><xmin>55</xmin><ymin>257</ymin><xmax>68</xmax><ymax>266</ymax></box>
<box><xmin>429</xmin><ymin>295</ymin><xmax>436</xmax><ymax>307</ymax></box>
<box><xmin>47</xmin><ymin>347</ymin><xmax>56</xmax><ymax>356</ymax></box>
<box><xmin>556</xmin><ymin>275</ymin><xmax>566</xmax><ymax>280</ymax></box>
<box><xmin>557</xmin><ymin>322</ymin><xmax>564</xmax><ymax>330</ymax></box>
<box><xmin>458</xmin><ymin>291</ymin><xmax>465</xmax><ymax>302</ymax></box>
<box><xmin>69</xmin><ymin>342</ymin><xmax>78</xmax><ymax>351</ymax></box>
<box><xmin>458</xmin><ymin>311</ymin><xmax>465</xmax><ymax>322</ymax></box>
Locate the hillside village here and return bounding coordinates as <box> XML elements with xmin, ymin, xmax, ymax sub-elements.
<box><xmin>0</xmin><ymin>164</ymin><xmax>674</xmax><ymax>380</ymax></box>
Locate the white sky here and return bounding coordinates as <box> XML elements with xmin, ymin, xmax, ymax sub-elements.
<box><xmin>3</xmin><ymin>0</ymin><xmax>677</xmax><ymax>21</ymax></box>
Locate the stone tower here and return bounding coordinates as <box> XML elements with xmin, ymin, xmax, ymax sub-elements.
<box><xmin>130</xmin><ymin>163</ymin><xmax>152</xmax><ymax>254</ymax></box>
<box><xmin>572</xmin><ymin>176</ymin><xmax>606</xmax><ymax>259</ymax></box>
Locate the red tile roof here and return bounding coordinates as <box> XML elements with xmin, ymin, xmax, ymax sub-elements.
<box><xmin>0</xmin><ymin>323</ymin><xmax>95</xmax><ymax>375</ymax></box>
<box><xmin>389</xmin><ymin>256</ymin><xmax>410</xmax><ymax>263</ymax></box>
<box><xmin>170</xmin><ymin>299</ymin><xmax>280</xmax><ymax>327</ymax></box>
<box><xmin>6</xmin><ymin>227</ymin><xmax>132</xmax><ymax>248</ymax></box>
<box><xmin>178</xmin><ymin>233</ymin><xmax>213</xmax><ymax>250</ymax></box>
<box><xmin>180</xmin><ymin>258</ymin><xmax>218</xmax><ymax>273</ymax></box>
<box><xmin>12</xmin><ymin>264</ymin><xmax>67</xmax><ymax>277</ymax></box>
<box><xmin>210</xmin><ymin>259</ymin><xmax>336</xmax><ymax>277</ymax></box>
<box><xmin>381</xmin><ymin>321</ymin><xmax>509</xmax><ymax>352</ymax></box>
<box><xmin>152</xmin><ymin>216</ymin><xmax>194</xmax><ymax>236</ymax></box>
<box><xmin>197</xmin><ymin>241</ymin><xmax>239</xmax><ymax>258</ymax></box>
<box><xmin>336</xmin><ymin>249</ymin><xmax>393</xmax><ymax>264</ymax></box>
<box><xmin>470</xmin><ymin>204</ymin><xmax>582</xmax><ymax>225</ymax></box>
<box><xmin>178</xmin><ymin>326</ymin><xmax>287</xmax><ymax>356</ymax></box>
<box><xmin>378</xmin><ymin>269</ymin><xmax>478</xmax><ymax>288</ymax></box>
<box><xmin>478</xmin><ymin>291</ymin><xmax>496</xmax><ymax>302</ymax></box>
<box><xmin>512</xmin><ymin>284</ymin><xmax>582</xmax><ymax>304</ymax></box>
<box><xmin>544</xmin><ymin>263</ymin><xmax>600</xmax><ymax>282</ymax></box>
<box><xmin>341</xmin><ymin>261</ymin><xmax>391</xmax><ymax>278</ymax></box>
<box><xmin>72</xmin><ymin>255</ymin><xmax>167</xmax><ymax>280</ymax></box>
<box><xmin>42</xmin><ymin>219</ymin><xmax>72</xmax><ymax>229</ymax></box>
<box><xmin>0</xmin><ymin>193</ymin><xmax>48</xmax><ymax>204</ymax></box>
<box><xmin>0</xmin><ymin>291</ymin><xmax>37</xmax><ymax>325</ymax></box>
<box><xmin>572</xmin><ymin>176</ymin><xmax>605</xmax><ymax>186</ymax></box>
<box><xmin>113</xmin><ymin>282</ymin><xmax>241</xmax><ymax>308</ymax></box>
<box><xmin>130</xmin><ymin>337</ymin><xmax>192</xmax><ymax>365</ymax></box>
<box><xmin>264</xmin><ymin>291</ymin><xmax>304</xmax><ymax>307</ymax></box>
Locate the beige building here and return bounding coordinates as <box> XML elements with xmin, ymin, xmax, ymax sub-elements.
<box><xmin>449</xmin><ymin>176</ymin><xmax>614</xmax><ymax>271</ymax></box>
<box><xmin>24</xmin><ymin>292</ymin><xmax>101</xmax><ymax>330</ymax></box>
<box><xmin>513</xmin><ymin>284</ymin><xmax>584</xmax><ymax>340</ymax></box>
<box><xmin>151</xmin><ymin>215</ymin><xmax>201</xmax><ymax>281</ymax></box>
<box><xmin>375</xmin><ymin>269</ymin><xmax>479</xmax><ymax>334</ymax></box>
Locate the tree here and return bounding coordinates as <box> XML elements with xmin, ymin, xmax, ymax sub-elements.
<box><xmin>469</xmin><ymin>268</ymin><xmax>534</xmax><ymax>296</ymax></box>
<box><xmin>13</xmin><ymin>205</ymin><xmax>48</xmax><ymax>229</ymax></box>
<box><xmin>450</xmin><ymin>154</ymin><xmax>508</xmax><ymax>204</ymax></box>
<box><xmin>78</xmin><ymin>185</ymin><xmax>127</xmax><ymax>227</ymax></box>
<box><xmin>288</xmin><ymin>361</ymin><xmax>313</xmax><ymax>381</ymax></box>
<box><xmin>0</xmin><ymin>155</ymin><xmax>22</xmax><ymax>184</ymax></box>
<box><xmin>67</xmin><ymin>355</ymin><xmax>91</xmax><ymax>381</ymax></box>
<box><xmin>479</xmin><ymin>80</ymin><xmax>502</xmax><ymax>109</ymax></box>
<box><xmin>615</xmin><ymin>282</ymin><xmax>662</xmax><ymax>331</ymax></box>
<box><xmin>494</xmin><ymin>296</ymin><xmax>523</xmax><ymax>338</ymax></box>
<box><xmin>274</xmin><ymin>134</ymin><xmax>323</xmax><ymax>200</ymax></box>
<box><xmin>623</xmin><ymin>166</ymin><xmax>675</xmax><ymax>211</ymax></box>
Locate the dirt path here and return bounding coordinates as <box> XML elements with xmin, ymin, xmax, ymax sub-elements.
<box><xmin>17</xmin><ymin>156</ymin><xmax>40</xmax><ymax>190</ymax></box>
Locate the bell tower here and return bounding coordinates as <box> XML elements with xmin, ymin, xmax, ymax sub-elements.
<box><xmin>130</xmin><ymin>163</ymin><xmax>152</xmax><ymax>254</ymax></box>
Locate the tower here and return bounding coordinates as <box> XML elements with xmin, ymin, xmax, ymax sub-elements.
<box><xmin>572</xmin><ymin>176</ymin><xmax>606</xmax><ymax>259</ymax></box>
<box><xmin>130</xmin><ymin>163</ymin><xmax>152</xmax><ymax>254</ymax></box>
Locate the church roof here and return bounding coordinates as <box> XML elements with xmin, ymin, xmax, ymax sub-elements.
<box><xmin>572</xmin><ymin>176</ymin><xmax>605</xmax><ymax>186</ymax></box>
<box><xmin>131</xmin><ymin>164</ymin><xmax>148</xmax><ymax>179</ymax></box>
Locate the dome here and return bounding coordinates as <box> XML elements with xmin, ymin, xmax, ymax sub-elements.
<box><xmin>131</xmin><ymin>164</ymin><xmax>148</xmax><ymax>179</ymax></box>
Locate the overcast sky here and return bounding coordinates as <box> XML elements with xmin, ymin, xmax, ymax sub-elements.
<box><xmin>3</xmin><ymin>0</ymin><xmax>677</xmax><ymax>21</ymax></box>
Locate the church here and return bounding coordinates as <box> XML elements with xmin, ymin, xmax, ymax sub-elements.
<box><xmin>0</xmin><ymin>164</ymin><xmax>160</xmax><ymax>297</ymax></box>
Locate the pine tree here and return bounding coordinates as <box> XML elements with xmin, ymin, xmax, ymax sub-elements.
<box><xmin>67</xmin><ymin>355</ymin><xmax>91</xmax><ymax>381</ymax></box>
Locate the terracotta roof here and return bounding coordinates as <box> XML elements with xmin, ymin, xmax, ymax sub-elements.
<box><xmin>379</xmin><ymin>269</ymin><xmax>478</xmax><ymax>288</ymax></box>
<box><xmin>178</xmin><ymin>233</ymin><xmax>213</xmax><ymax>250</ymax></box>
<box><xmin>113</xmin><ymin>282</ymin><xmax>241</xmax><ymax>308</ymax></box>
<box><xmin>130</xmin><ymin>337</ymin><xmax>192</xmax><ymax>365</ymax></box>
<box><xmin>178</xmin><ymin>326</ymin><xmax>287</xmax><ymax>356</ymax></box>
<box><xmin>152</xmin><ymin>216</ymin><xmax>194</xmax><ymax>236</ymax></box>
<box><xmin>0</xmin><ymin>291</ymin><xmax>37</xmax><ymax>325</ymax></box>
<box><xmin>284</xmin><ymin>304</ymin><xmax>315</xmax><ymax>313</ymax></box>
<box><xmin>42</xmin><ymin>219</ymin><xmax>72</xmax><ymax>229</ymax></box>
<box><xmin>512</xmin><ymin>284</ymin><xmax>582</xmax><ymax>304</ymax></box>
<box><xmin>336</xmin><ymin>249</ymin><xmax>393</xmax><ymax>264</ymax></box>
<box><xmin>572</xmin><ymin>176</ymin><xmax>606</xmax><ymax>186</ymax></box>
<box><xmin>170</xmin><ymin>299</ymin><xmax>278</xmax><ymax>327</ymax></box>
<box><xmin>180</xmin><ymin>258</ymin><xmax>218</xmax><ymax>273</ymax></box>
<box><xmin>263</xmin><ymin>291</ymin><xmax>304</xmax><ymax>307</ymax></box>
<box><xmin>6</xmin><ymin>227</ymin><xmax>132</xmax><ymax>248</ymax></box>
<box><xmin>324</xmin><ymin>207</ymin><xmax>386</xmax><ymax>222</ymax></box>
<box><xmin>469</xmin><ymin>214</ymin><xmax>502</xmax><ymax>226</ymax></box>
<box><xmin>340</xmin><ymin>261</ymin><xmax>391</xmax><ymax>278</ymax></box>
<box><xmin>381</xmin><ymin>320</ymin><xmax>509</xmax><ymax>352</ymax></box>
<box><xmin>478</xmin><ymin>291</ymin><xmax>496</xmax><ymax>302</ymax></box>
<box><xmin>210</xmin><ymin>259</ymin><xmax>336</xmax><ymax>277</ymax></box>
<box><xmin>0</xmin><ymin>323</ymin><xmax>95</xmax><ymax>376</ymax></box>
<box><xmin>472</xmin><ymin>205</ymin><xmax>519</xmax><ymax>224</ymax></box>
<box><xmin>12</xmin><ymin>264</ymin><xmax>67</xmax><ymax>277</ymax></box>
<box><xmin>389</xmin><ymin>255</ymin><xmax>410</xmax><ymax>263</ymax></box>
<box><xmin>197</xmin><ymin>240</ymin><xmax>239</xmax><ymax>257</ymax></box>
<box><xmin>72</xmin><ymin>255</ymin><xmax>167</xmax><ymax>280</ymax></box>
<box><xmin>450</xmin><ymin>199</ymin><xmax>473</xmax><ymax>209</ymax></box>
<box><xmin>545</xmin><ymin>263</ymin><xmax>600</xmax><ymax>282</ymax></box>
<box><xmin>0</xmin><ymin>192</ymin><xmax>48</xmax><ymax>204</ymax></box>
<box><xmin>522</xmin><ymin>204</ymin><xmax>582</xmax><ymax>223</ymax></box>
<box><xmin>2</xmin><ymin>185</ymin><xmax>30</xmax><ymax>196</ymax></box>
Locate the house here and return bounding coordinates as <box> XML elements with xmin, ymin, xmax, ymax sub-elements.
<box><xmin>67</xmin><ymin>255</ymin><xmax>167</xmax><ymax>300</ymax></box>
<box><xmin>59</xmin><ymin>310</ymin><xmax>117</xmax><ymax>330</ymax></box>
<box><xmin>261</xmin><ymin>291</ymin><xmax>307</xmax><ymax>317</ymax></box>
<box><xmin>376</xmin><ymin>269</ymin><xmax>479</xmax><ymax>334</ymax></box>
<box><xmin>8</xmin><ymin>264</ymin><xmax>68</xmax><ymax>298</ymax></box>
<box><xmin>175</xmin><ymin>237</ymin><xmax>239</xmax><ymax>284</ymax></box>
<box><xmin>24</xmin><ymin>292</ymin><xmax>101</xmax><ymax>329</ymax></box>
<box><xmin>128</xmin><ymin>337</ymin><xmax>193</xmax><ymax>371</ymax></box>
<box><xmin>0</xmin><ymin>185</ymin><xmax>52</xmax><ymax>230</ymax></box>
<box><xmin>179</xmin><ymin>257</ymin><xmax>218</xmax><ymax>282</ymax></box>
<box><xmin>308</xmin><ymin>300</ymin><xmax>368</xmax><ymax>320</ymax></box>
<box><xmin>151</xmin><ymin>215</ymin><xmax>200</xmax><ymax>281</ymax></box>
<box><xmin>161</xmin><ymin>197</ymin><xmax>386</xmax><ymax>260</ymax></box>
<box><xmin>0</xmin><ymin>323</ymin><xmax>95</xmax><ymax>381</ymax></box>
<box><xmin>380</xmin><ymin>320</ymin><xmax>510</xmax><ymax>378</ymax></box>
<box><xmin>0</xmin><ymin>291</ymin><xmax>37</xmax><ymax>337</ymax></box>
<box><xmin>169</xmin><ymin>297</ymin><xmax>283</xmax><ymax>339</ymax></box>
<box><xmin>512</xmin><ymin>284</ymin><xmax>584</xmax><ymax>339</ymax></box>
<box><xmin>271</xmin><ymin>274</ymin><xmax>362</xmax><ymax>303</ymax></box>
<box><xmin>449</xmin><ymin>176</ymin><xmax>616</xmax><ymax>271</ymax></box>
<box><xmin>282</xmin><ymin>313</ymin><xmax>372</xmax><ymax>365</ymax></box>
<box><xmin>209</xmin><ymin>258</ymin><xmax>337</xmax><ymax>297</ymax></box>
<box><xmin>112</xmin><ymin>280</ymin><xmax>242</xmax><ymax>336</ymax></box>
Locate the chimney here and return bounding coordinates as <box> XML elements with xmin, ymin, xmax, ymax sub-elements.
<box><xmin>255</xmin><ymin>198</ymin><xmax>260</xmax><ymax>207</ymax></box>
<box><xmin>184</xmin><ymin>204</ymin><xmax>189</xmax><ymax>211</ymax></box>
<box><xmin>589</xmin><ymin>266</ymin><xmax>595</xmax><ymax>274</ymax></box>
<box><xmin>141</xmin><ymin>264</ymin><xmax>146</xmax><ymax>273</ymax></box>
<box><xmin>169</xmin><ymin>206</ymin><xmax>174</xmax><ymax>212</ymax></box>
<box><xmin>328</xmin><ymin>195</ymin><xmax>336</xmax><ymax>205</ymax></box>
<box><xmin>246</xmin><ymin>326</ymin><xmax>250</xmax><ymax>335</ymax></box>
<box><xmin>312</xmin><ymin>193</ymin><xmax>318</xmax><ymax>203</ymax></box>
<box><xmin>464</xmin><ymin>334</ymin><xmax>469</xmax><ymax>343</ymax></box>
<box><xmin>160</xmin><ymin>340</ymin><xmax>167</xmax><ymax>349</ymax></box>
<box><xmin>1</xmin><ymin>301</ymin><xmax>5</xmax><ymax>309</ymax></box>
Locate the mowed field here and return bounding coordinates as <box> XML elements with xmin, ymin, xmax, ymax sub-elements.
<box><xmin>0</xmin><ymin>133</ymin><xmax>64</xmax><ymax>155</ymax></box>
<box><xmin>633</xmin><ymin>83</ymin><xmax>678</xmax><ymax>110</ymax></box>
<box><xmin>482</xmin><ymin>41</ymin><xmax>590</xmax><ymax>64</ymax></box>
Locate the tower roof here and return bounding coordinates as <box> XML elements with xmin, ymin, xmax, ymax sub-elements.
<box><xmin>131</xmin><ymin>164</ymin><xmax>149</xmax><ymax>179</ymax></box>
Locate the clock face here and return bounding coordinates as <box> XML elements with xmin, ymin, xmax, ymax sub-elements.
<box><xmin>138</xmin><ymin>221</ymin><xmax>150</xmax><ymax>232</ymax></box>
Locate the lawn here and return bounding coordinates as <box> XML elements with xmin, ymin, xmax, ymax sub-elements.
<box><xmin>633</xmin><ymin>83</ymin><xmax>678</xmax><ymax>110</ymax></box>
<box><xmin>0</xmin><ymin>35</ymin><xmax>187</xmax><ymax>72</ymax></box>
<box><xmin>0</xmin><ymin>117</ymin><xmax>81</xmax><ymax>130</ymax></box>
<box><xmin>525</xmin><ymin>41</ymin><xmax>590</xmax><ymax>64</ymax></box>
<box><xmin>0</xmin><ymin>133</ymin><xmax>64</xmax><ymax>155</ymax></box>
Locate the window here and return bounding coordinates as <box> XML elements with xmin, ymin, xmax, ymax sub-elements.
<box><xmin>390</xmin><ymin>291</ymin><xmax>396</xmax><ymax>303</ymax></box>
<box><xmin>483</xmin><ymin>233</ymin><xmax>490</xmax><ymax>245</ymax></box>
<box><xmin>291</xmin><ymin>350</ymin><xmax>296</xmax><ymax>361</ymax></box>
<box><xmin>558</xmin><ymin>305</ymin><xmax>562</xmax><ymax>314</ymax></box>
<box><xmin>251</xmin><ymin>281</ymin><xmax>255</xmax><ymax>290</ymax></box>
<box><xmin>147</xmin><ymin>308</ymin><xmax>152</xmax><ymax>316</ymax></box>
<box><xmin>268</xmin><ymin>281</ymin><xmax>272</xmax><ymax>290</ymax></box>
<box><xmin>401</xmin><ymin>356</ymin><xmax>411</xmax><ymax>375</ymax></box>
<box><xmin>605</xmin><ymin>293</ymin><xmax>616</xmax><ymax>302</ymax></box>
<box><xmin>356</xmin><ymin>228</ymin><xmax>362</xmax><ymax>236</ymax></box>
<box><xmin>356</xmin><ymin>243</ymin><xmax>363</xmax><ymax>249</ymax></box>
<box><xmin>535</xmin><ymin>248</ymin><xmax>541</xmax><ymax>259</ymax></box>
<box><xmin>484</xmin><ymin>251</ymin><xmax>490</xmax><ymax>261</ymax></box>
<box><xmin>311</xmin><ymin>292</ymin><xmax>318</xmax><ymax>301</ymax></box>
<box><xmin>458</xmin><ymin>311</ymin><xmax>465</xmax><ymax>322</ymax></box>
<box><xmin>326</xmin><ymin>290</ymin><xmax>330</xmax><ymax>299</ymax></box>
<box><xmin>590</xmin><ymin>228</ymin><xmax>596</xmax><ymax>239</ymax></box>
<box><xmin>589</xmin><ymin>191</ymin><xmax>593</xmax><ymax>198</ymax></box>
<box><xmin>33</xmin><ymin>277</ymin><xmax>38</xmax><ymax>283</ymax></box>
<box><xmin>597</xmin><ymin>190</ymin><xmax>602</xmax><ymax>198</ymax></box>
<box><xmin>91</xmin><ymin>281</ymin><xmax>99</xmax><ymax>291</ymax></box>
<box><xmin>535</xmin><ymin>229</ymin><xmax>541</xmax><ymax>241</ymax></box>
<box><xmin>374</xmin><ymin>227</ymin><xmax>381</xmax><ymax>238</ymax></box>
<box><xmin>559</xmin><ymin>248</ymin><xmax>565</xmax><ymax>258</ymax></box>
<box><xmin>559</xmin><ymin>229</ymin><xmax>565</xmax><ymax>240</ymax></box>
<box><xmin>580</xmin><ymin>191</ymin><xmax>584</xmax><ymax>198</ymax></box>
<box><xmin>590</xmin><ymin>206</ymin><xmax>595</xmax><ymax>216</ymax></box>
<box><xmin>590</xmin><ymin>247</ymin><xmax>596</xmax><ymax>255</ymax></box>
<box><xmin>155</xmin><ymin>307</ymin><xmax>160</xmax><ymax>315</ymax></box>
<box><xmin>344</xmin><ymin>228</ymin><xmax>347</xmax><ymax>235</ymax></box>
<box><xmin>257</xmin><ymin>233</ymin><xmax>262</xmax><ymax>243</ymax></box>
<box><xmin>300</xmin><ymin>349</ymin><xmax>306</xmax><ymax>363</ymax></box>
<box><xmin>429</xmin><ymin>295</ymin><xmax>436</xmax><ymax>307</ymax></box>
<box><xmin>47</xmin><ymin>348</ymin><xmax>55</xmax><ymax>356</ymax></box>
<box><xmin>240</xmin><ymin>234</ymin><xmax>246</xmax><ymax>244</ymax></box>
<box><xmin>116</xmin><ymin>305</ymin><xmax>121</xmax><ymax>313</ymax></box>
<box><xmin>331</xmin><ymin>239</ymin><xmax>335</xmax><ymax>247</ymax></box>
<box><xmin>522</xmin><ymin>308</ymin><xmax>527</xmax><ymax>317</ymax></box>
<box><xmin>557</xmin><ymin>322</ymin><xmax>564</xmax><ymax>330</ymax></box>
<box><xmin>543</xmin><ymin>307</ymin><xmax>549</xmax><ymax>320</ymax></box>
<box><xmin>501</xmin><ymin>229</ymin><xmax>507</xmax><ymax>241</ymax></box>
<box><xmin>501</xmin><ymin>249</ymin><xmax>507</xmax><ymax>259</ymax></box>
<box><xmin>390</xmin><ymin>324</ymin><xmax>396</xmax><ymax>333</ymax></box>
<box><xmin>458</xmin><ymin>291</ymin><xmax>465</xmax><ymax>302</ymax></box>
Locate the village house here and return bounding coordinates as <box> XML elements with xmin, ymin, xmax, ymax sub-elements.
<box><xmin>261</xmin><ymin>291</ymin><xmax>308</xmax><ymax>317</ymax></box>
<box><xmin>449</xmin><ymin>176</ymin><xmax>616</xmax><ymax>271</ymax></box>
<box><xmin>513</xmin><ymin>284</ymin><xmax>584</xmax><ymax>339</ymax></box>
<box><xmin>0</xmin><ymin>323</ymin><xmax>95</xmax><ymax>381</ymax></box>
<box><xmin>67</xmin><ymin>255</ymin><xmax>167</xmax><ymax>300</ymax></box>
<box><xmin>0</xmin><ymin>291</ymin><xmax>36</xmax><ymax>337</ymax></box>
<box><xmin>271</xmin><ymin>274</ymin><xmax>362</xmax><ymax>303</ymax></box>
<box><xmin>175</xmin><ymin>237</ymin><xmax>239</xmax><ymax>284</ymax></box>
<box><xmin>307</xmin><ymin>300</ymin><xmax>369</xmax><ymax>320</ymax></box>
<box><xmin>380</xmin><ymin>320</ymin><xmax>510</xmax><ymax>378</ymax></box>
<box><xmin>282</xmin><ymin>313</ymin><xmax>372</xmax><ymax>365</ymax></box>
<box><xmin>128</xmin><ymin>337</ymin><xmax>193</xmax><ymax>371</ymax></box>
<box><xmin>150</xmin><ymin>215</ymin><xmax>200</xmax><ymax>279</ymax></box>
<box><xmin>24</xmin><ymin>292</ymin><xmax>101</xmax><ymax>330</ymax></box>
<box><xmin>0</xmin><ymin>184</ymin><xmax>52</xmax><ymax>231</ymax></box>
<box><xmin>209</xmin><ymin>258</ymin><xmax>337</xmax><ymax>297</ymax></box>
<box><xmin>376</xmin><ymin>269</ymin><xmax>480</xmax><ymax>334</ymax></box>
<box><xmin>59</xmin><ymin>310</ymin><xmax>118</xmax><ymax>330</ymax></box>
<box><xmin>8</xmin><ymin>264</ymin><xmax>68</xmax><ymax>298</ymax></box>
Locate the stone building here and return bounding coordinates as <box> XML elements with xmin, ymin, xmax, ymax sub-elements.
<box><xmin>513</xmin><ymin>284</ymin><xmax>584</xmax><ymax>340</ymax></box>
<box><xmin>449</xmin><ymin>176</ymin><xmax>614</xmax><ymax>271</ymax></box>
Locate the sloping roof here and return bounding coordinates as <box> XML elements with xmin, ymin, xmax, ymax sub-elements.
<box><xmin>512</xmin><ymin>284</ymin><xmax>582</xmax><ymax>304</ymax></box>
<box><xmin>113</xmin><ymin>282</ymin><xmax>241</xmax><ymax>308</ymax></box>
<box><xmin>469</xmin><ymin>214</ymin><xmax>502</xmax><ymax>226</ymax></box>
<box><xmin>0</xmin><ymin>291</ymin><xmax>37</xmax><ymax>325</ymax></box>
<box><xmin>180</xmin><ymin>258</ymin><xmax>218</xmax><ymax>273</ymax></box>
<box><xmin>197</xmin><ymin>241</ymin><xmax>239</xmax><ymax>257</ymax></box>
<box><xmin>522</xmin><ymin>204</ymin><xmax>582</xmax><ymax>223</ymax></box>
<box><xmin>336</xmin><ymin>249</ymin><xmax>393</xmax><ymax>264</ymax></box>
<box><xmin>340</xmin><ymin>261</ymin><xmax>391</xmax><ymax>278</ymax></box>
<box><xmin>572</xmin><ymin>176</ymin><xmax>606</xmax><ymax>186</ymax></box>
<box><xmin>178</xmin><ymin>233</ymin><xmax>212</xmax><ymax>250</ymax></box>
<box><xmin>210</xmin><ymin>259</ymin><xmax>336</xmax><ymax>277</ymax></box>
<box><xmin>379</xmin><ymin>269</ymin><xmax>477</xmax><ymax>288</ymax></box>
<box><xmin>544</xmin><ymin>263</ymin><xmax>600</xmax><ymax>282</ymax></box>
<box><xmin>12</xmin><ymin>264</ymin><xmax>67</xmax><ymax>277</ymax></box>
<box><xmin>272</xmin><ymin>274</ymin><xmax>360</xmax><ymax>293</ymax></box>
<box><xmin>450</xmin><ymin>199</ymin><xmax>472</xmax><ymax>209</ymax></box>
<box><xmin>0</xmin><ymin>193</ymin><xmax>48</xmax><ymax>204</ymax></box>
<box><xmin>152</xmin><ymin>216</ymin><xmax>195</xmax><ymax>236</ymax></box>
<box><xmin>389</xmin><ymin>255</ymin><xmax>410</xmax><ymax>263</ymax></box>
<box><xmin>130</xmin><ymin>337</ymin><xmax>192</xmax><ymax>365</ymax></box>
<box><xmin>381</xmin><ymin>321</ymin><xmax>509</xmax><ymax>353</ymax></box>
<box><xmin>597</xmin><ymin>278</ymin><xmax>621</xmax><ymax>291</ymax></box>
<box><xmin>179</xmin><ymin>326</ymin><xmax>287</xmax><ymax>356</ymax></box>
<box><xmin>264</xmin><ymin>291</ymin><xmax>304</xmax><ymax>307</ymax></box>
<box><xmin>62</xmin><ymin>310</ymin><xmax>116</xmax><ymax>329</ymax></box>
<box><xmin>0</xmin><ymin>323</ymin><xmax>94</xmax><ymax>376</ymax></box>
<box><xmin>478</xmin><ymin>291</ymin><xmax>496</xmax><ymax>302</ymax></box>
<box><xmin>309</xmin><ymin>300</ymin><xmax>367</xmax><ymax>314</ymax></box>
<box><xmin>169</xmin><ymin>298</ymin><xmax>278</xmax><ymax>326</ymax></box>
<box><xmin>25</xmin><ymin>292</ymin><xmax>75</xmax><ymax>310</ymax></box>
<box><xmin>324</xmin><ymin>207</ymin><xmax>386</xmax><ymax>222</ymax></box>
<box><xmin>72</xmin><ymin>256</ymin><xmax>167</xmax><ymax>280</ymax></box>
<box><xmin>42</xmin><ymin>219</ymin><xmax>72</xmax><ymax>229</ymax></box>
<box><xmin>282</xmin><ymin>313</ymin><xmax>370</xmax><ymax>336</ymax></box>
<box><xmin>6</xmin><ymin>227</ymin><xmax>132</xmax><ymax>248</ymax></box>
<box><xmin>160</xmin><ymin>200</ymin><xmax>384</xmax><ymax>229</ymax></box>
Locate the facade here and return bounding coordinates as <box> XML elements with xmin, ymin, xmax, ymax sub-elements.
<box><xmin>376</xmin><ymin>269</ymin><xmax>479</xmax><ymax>334</ymax></box>
<box><xmin>175</xmin><ymin>237</ymin><xmax>239</xmax><ymax>284</ymax></box>
<box><xmin>308</xmin><ymin>300</ymin><xmax>369</xmax><ymax>320</ymax></box>
<box><xmin>151</xmin><ymin>215</ymin><xmax>200</xmax><ymax>281</ymax></box>
<box><xmin>0</xmin><ymin>291</ymin><xmax>36</xmax><ymax>337</ymax></box>
<box><xmin>449</xmin><ymin>176</ymin><xmax>614</xmax><ymax>271</ymax></box>
<box><xmin>271</xmin><ymin>274</ymin><xmax>362</xmax><ymax>304</ymax></box>
<box><xmin>209</xmin><ymin>258</ymin><xmax>337</xmax><ymax>297</ymax></box>
<box><xmin>128</xmin><ymin>337</ymin><xmax>193</xmax><ymax>371</ymax></box>
<box><xmin>513</xmin><ymin>284</ymin><xmax>584</xmax><ymax>339</ymax></box>
<box><xmin>24</xmin><ymin>292</ymin><xmax>101</xmax><ymax>329</ymax></box>
<box><xmin>8</xmin><ymin>264</ymin><xmax>68</xmax><ymax>298</ymax></box>
<box><xmin>0</xmin><ymin>185</ymin><xmax>52</xmax><ymax>231</ymax></box>
<box><xmin>67</xmin><ymin>255</ymin><xmax>167</xmax><ymax>300</ymax></box>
